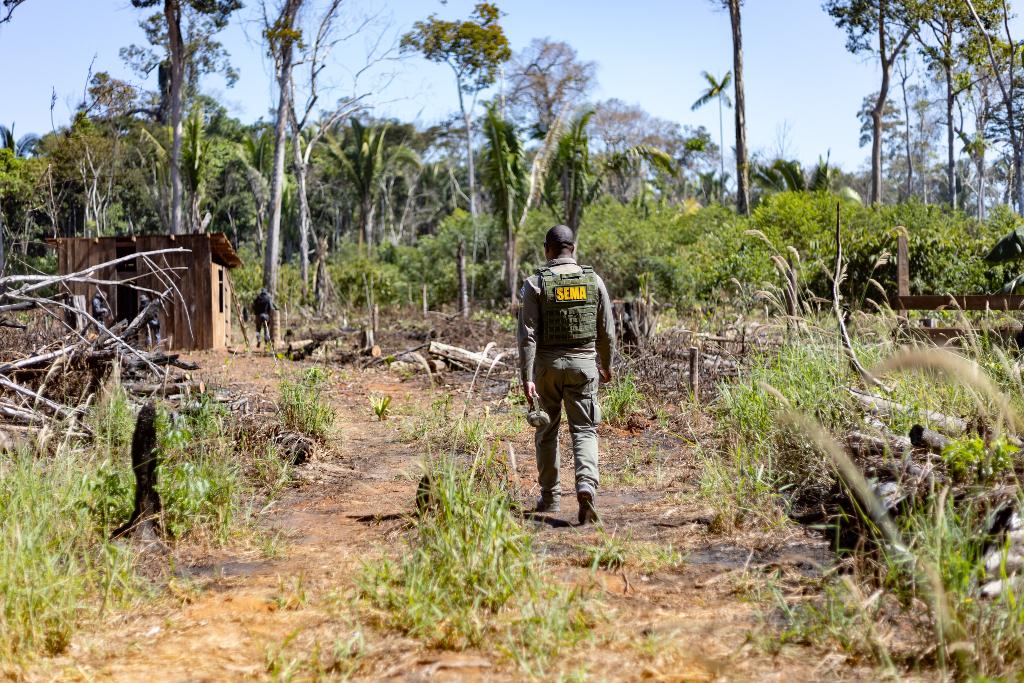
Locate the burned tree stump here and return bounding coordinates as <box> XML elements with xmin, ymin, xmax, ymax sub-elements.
<box><xmin>112</xmin><ymin>403</ymin><xmax>163</xmax><ymax>542</ymax></box>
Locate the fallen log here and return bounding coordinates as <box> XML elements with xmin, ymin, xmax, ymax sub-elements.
<box><xmin>125</xmin><ymin>380</ymin><xmax>200</xmax><ymax>396</ymax></box>
<box><xmin>428</xmin><ymin>341</ymin><xmax>506</xmax><ymax>370</ymax></box>
<box><xmin>848</xmin><ymin>388</ymin><xmax>968</xmax><ymax>435</ymax></box>
<box><xmin>0</xmin><ymin>401</ymin><xmax>45</xmax><ymax>424</ymax></box>
<box><xmin>846</xmin><ymin>430</ymin><xmax>913</xmax><ymax>458</ymax></box>
<box><xmin>121</xmin><ymin>352</ymin><xmax>199</xmax><ymax>371</ymax></box>
<box><xmin>909</xmin><ymin>424</ymin><xmax>951</xmax><ymax>454</ymax></box>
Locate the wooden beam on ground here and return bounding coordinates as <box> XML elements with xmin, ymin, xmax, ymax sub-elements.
<box><xmin>428</xmin><ymin>341</ymin><xmax>505</xmax><ymax>370</ymax></box>
<box><xmin>894</xmin><ymin>294</ymin><xmax>1024</xmax><ymax>311</ymax></box>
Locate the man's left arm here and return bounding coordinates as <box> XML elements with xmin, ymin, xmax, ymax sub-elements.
<box><xmin>595</xmin><ymin>275</ymin><xmax>614</xmax><ymax>382</ymax></box>
<box><xmin>517</xmin><ymin>278</ymin><xmax>541</xmax><ymax>407</ymax></box>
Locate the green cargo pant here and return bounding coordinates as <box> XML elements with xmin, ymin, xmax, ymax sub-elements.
<box><xmin>533</xmin><ymin>356</ymin><xmax>600</xmax><ymax>495</ymax></box>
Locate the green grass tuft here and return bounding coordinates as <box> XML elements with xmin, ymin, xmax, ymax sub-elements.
<box><xmin>280</xmin><ymin>367</ymin><xmax>336</xmax><ymax>440</ymax></box>
<box><xmin>0</xmin><ymin>447</ymin><xmax>138</xmax><ymax>659</ymax></box>
<box><xmin>600</xmin><ymin>373</ymin><xmax>645</xmax><ymax>425</ymax></box>
<box><xmin>359</xmin><ymin>452</ymin><xmax>592</xmax><ymax>669</ymax></box>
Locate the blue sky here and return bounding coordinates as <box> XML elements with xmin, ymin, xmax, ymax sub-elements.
<box><xmin>0</xmin><ymin>0</ymin><xmax>886</xmax><ymax>170</ymax></box>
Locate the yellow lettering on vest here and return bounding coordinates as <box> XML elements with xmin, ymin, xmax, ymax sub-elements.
<box><xmin>554</xmin><ymin>285</ymin><xmax>587</xmax><ymax>301</ymax></box>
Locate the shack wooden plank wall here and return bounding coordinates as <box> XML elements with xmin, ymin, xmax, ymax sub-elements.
<box><xmin>51</xmin><ymin>233</ymin><xmax>239</xmax><ymax>351</ymax></box>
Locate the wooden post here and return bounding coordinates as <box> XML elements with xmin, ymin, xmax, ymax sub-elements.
<box><xmin>896</xmin><ymin>229</ymin><xmax>909</xmax><ymax>318</ymax></box>
<box><xmin>232</xmin><ymin>292</ymin><xmax>251</xmax><ymax>350</ymax></box>
<box><xmin>421</xmin><ymin>282</ymin><xmax>428</xmax><ymax>318</ymax></box>
<box><xmin>271</xmin><ymin>309</ymin><xmax>282</xmax><ymax>346</ymax></box>
<box><xmin>688</xmin><ymin>346</ymin><xmax>700</xmax><ymax>399</ymax></box>
<box><xmin>457</xmin><ymin>239</ymin><xmax>469</xmax><ymax>319</ymax></box>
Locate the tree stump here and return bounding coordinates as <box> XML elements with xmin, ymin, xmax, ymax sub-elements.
<box><xmin>112</xmin><ymin>403</ymin><xmax>163</xmax><ymax>543</ymax></box>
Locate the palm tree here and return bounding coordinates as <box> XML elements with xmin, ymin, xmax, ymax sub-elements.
<box><xmin>751</xmin><ymin>156</ymin><xmax>862</xmax><ymax>203</ymax></box>
<box><xmin>181</xmin><ymin>109</ymin><xmax>211</xmax><ymax>232</ymax></box>
<box><xmin>543</xmin><ymin>111</ymin><xmax>677</xmax><ymax>234</ymax></box>
<box><xmin>480</xmin><ymin>103</ymin><xmax>528</xmax><ymax>304</ymax></box>
<box><xmin>601</xmin><ymin>144</ymin><xmax>676</xmax><ymax>206</ymax></box>
<box><xmin>543</xmin><ymin>111</ymin><xmax>601</xmax><ymax>236</ymax></box>
<box><xmin>325</xmin><ymin>119</ymin><xmax>419</xmax><ymax>249</ymax></box>
<box><xmin>752</xmin><ymin>159</ymin><xmax>807</xmax><ymax>194</ymax></box>
<box><xmin>240</xmin><ymin>128</ymin><xmax>273</xmax><ymax>252</ymax></box>
<box><xmin>0</xmin><ymin>123</ymin><xmax>39</xmax><ymax>158</ymax></box>
<box><xmin>691</xmin><ymin>71</ymin><xmax>732</xmax><ymax>204</ymax></box>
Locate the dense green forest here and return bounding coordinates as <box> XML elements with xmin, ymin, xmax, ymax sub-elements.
<box><xmin>4</xmin><ymin>0</ymin><xmax>1024</xmax><ymax>315</ymax></box>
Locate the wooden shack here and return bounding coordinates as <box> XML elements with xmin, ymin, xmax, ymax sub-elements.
<box><xmin>49</xmin><ymin>233</ymin><xmax>243</xmax><ymax>351</ymax></box>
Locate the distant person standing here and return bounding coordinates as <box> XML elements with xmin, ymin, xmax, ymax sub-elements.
<box><xmin>137</xmin><ymin>293</ymin><xmax>161</xmax><ymax>347</ymax></box>
<box><xmin>517</xmin><ymin>225</ymin><xmax>615</xmax><ymax>524</ymax></box>
<box><xmin>252</xmin><ymin>288</ymin><xmax>275</xmax><ymax>348</ymax></box>
<box><xmin>90</xmin><ymin>289</ymin><xmax>110</xmax><ymax>333</ymax></box>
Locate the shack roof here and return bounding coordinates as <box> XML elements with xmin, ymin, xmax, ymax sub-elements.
<box><xmin>46</xmin><ymin>232</ymin><xmax>243</xmax><ymax>269</ymax></box>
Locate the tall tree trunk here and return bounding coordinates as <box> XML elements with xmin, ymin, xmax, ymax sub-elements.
<box><xmin>870</xmin><ymin>78</ymin><xmax>889</xmax><ymax>205</ymax></box>
<box><xmin>898</xmin><ymin>60</ymin><xmax>913</xmax><ymax>200</ymax></box>
<box><xmin>505</xmin><ymin>223</ymin><xmax>517</xmax><ymax>307</ymax></box>
<box><xmin>945</xmin><ymin>64</ymin><xmax>957</xmax><ymax>210</ymax></box>
<box><xmin>457</xmin><ymin>238</ymin><xmax>469</xmax><ymax>319</ymax></box>
<box><xmin>455</xmin><ymin>84</ymin><xmax>477</xmax><ymax>217</ymax></box>
<box><xmin>978</xmin><ymin>155</ymin><xmax>987</xmax><ymax>221</ymax></box>
<box><xmin>165</xmin><ymin>0</ymin><xmax>184</xmax><ymax>235</ymax></box>
<box><xmin>869</xmin><ymin>2</ymin><xmax>910</xmax><ymax>206</ymax></box>
<box><xmin>728</xmin><ymin>0</ymin><xmax>750</xmax><ymax>215</ymax></box>
<box><xmin>290</xmin><ymin>129</ymin><xmax>310</xmax><ymax>291</ymax></box>
<box><xmin>717</xmin><ymin>96</ymin><xmax>725</xmax><ymax>204</ymax></box>
<box><xmin>263</xmin><ymin>0</ymin><xmax>301</xmax><ymax>297</ymax></box>
<box><xmin>967</xmin><ymin>0</ymin><xmax>1022</xmax><ymax>211</ymax></box>
<box><xmin>361</xmin><ymin>195</ymin><xmax>375</xmax><ymax>248</ymax></box>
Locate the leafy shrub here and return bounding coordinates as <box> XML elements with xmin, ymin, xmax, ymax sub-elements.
<box><xmin>280</xmin><ymin>367</ymin><xmax>336</xmax><ymax>440</ymax></box>
<box><xmin>747</xmin><ymin>193</ymin><xmax>1019</xmax><ymax>304</ymax></box>
<box><xmin>155</xmin><ymin>404</ymin><xmax>240</xmax><ymax>541</ymax></box>
<box><xmin>941</xmin><ymin>437</ymin><xmax>1016</xmax><ymax>483</ymax></box>
<box><xmin>82</xmin><ymin>459</ymin><xmax>135</xmax><ymax>533</ymax></box>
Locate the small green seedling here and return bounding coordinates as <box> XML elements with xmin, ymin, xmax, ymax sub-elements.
<box><xmin>370</xmin><ymin>394</ymin><xmax>392</xmax><ymax>421</ymax></box>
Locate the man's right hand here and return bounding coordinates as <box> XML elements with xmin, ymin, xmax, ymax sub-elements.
<box><xmin>525</xmin><ymin>381</ymin><xmax>539</xmax><ymax>409</ymax></box>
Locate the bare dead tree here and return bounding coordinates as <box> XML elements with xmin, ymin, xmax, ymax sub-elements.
<box><xmin>261</xmin><ymin>0</ymin><xmax>303</xmax><ymax>297</ymax></box>
<box><xmin>0</xmin><ymin>0</ymin><xmax>28</xmax><ymax>24</ymax></box>
<box><xmin>287</xmin><ymin>2</ymin><xmax>396</xmax><ymax>291</ymax></box>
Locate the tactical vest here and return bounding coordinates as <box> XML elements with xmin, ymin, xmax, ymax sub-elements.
<box><xmin>536</xmin><ymin>265</ymin><xmax>599</xmax><ymax>346</ymax></box>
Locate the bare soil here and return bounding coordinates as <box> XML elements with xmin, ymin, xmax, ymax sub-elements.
<box><xmin>23</xmin><ymin>351</ymin><xmax>873</xmax><ymax>682</ymax></box>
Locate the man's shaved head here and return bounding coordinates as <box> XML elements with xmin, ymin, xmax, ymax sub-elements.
<box><xmin>544</xmin><ymin>224</ymin><xmax>575</xmax><ymax>250</ymax></box>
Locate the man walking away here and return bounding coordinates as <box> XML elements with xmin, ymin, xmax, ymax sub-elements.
<box><xmin>252</xmin><ymin>288</ymin><xmax>275</xmax><ymax>348</ymax></box>
<box><xmin>517</xmin><ymin>225</ymin><xmax>614</xmax><ymax>524</ymax></box>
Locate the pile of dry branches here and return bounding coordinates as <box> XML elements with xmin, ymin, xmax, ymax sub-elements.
<box><xmin>0</xmin><ymin>248</ymin><xmax>196</xmax><ymax>429</ymax></box>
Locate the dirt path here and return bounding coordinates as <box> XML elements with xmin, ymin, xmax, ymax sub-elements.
<box><xmin>29</xmin><ymin>356</ymin><xmax>862</xmax><ymax>682</ymax></box>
